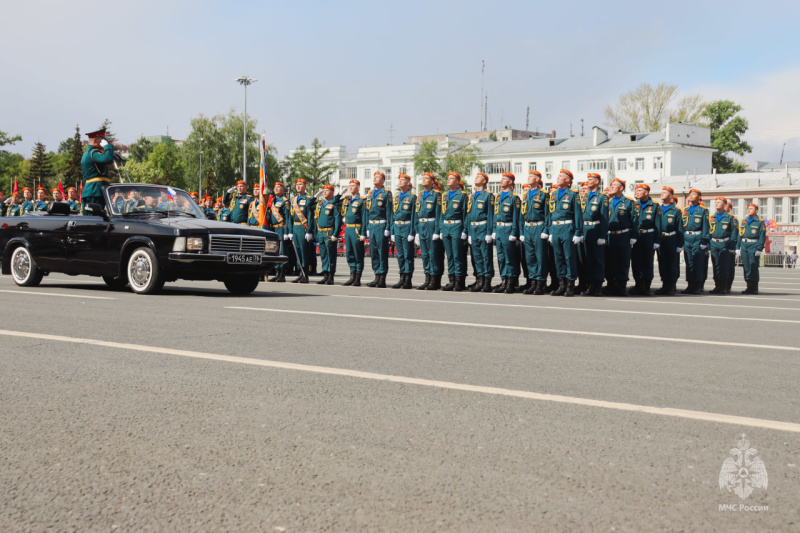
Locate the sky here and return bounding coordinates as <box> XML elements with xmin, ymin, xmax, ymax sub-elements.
<box><xmin>2</xmin><ymin>0</ymin><xmax>799</xmax><ymax>166</ymax></box>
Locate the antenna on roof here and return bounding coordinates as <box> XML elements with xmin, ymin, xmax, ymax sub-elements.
<box><xmin>387</xmin><ymin>123</ymin><xmax>396</xmax><ymax>144</ymax></box>
<box><xmin>581</xmin><ymin>118</ymin><xmax>584</xmax><ymax>137</ymax></box>
<box><xmin>526</xmin><ymin>106</ymin><xmax>530</xmax><ymax>131</ymax></box>
<box><xmin>780</xmin><ymin>142</ymin><xmax>786</xmax><ymax>165</ymax></box>
<box><xmin>570</xmin><ymin>122</ymin><xmax>573</xmax><ymax>137</ymax></box>
<box><xmin>480</xmin><ymin>60</ymin><xmax>485</xmax><ymax>131</ymax></box>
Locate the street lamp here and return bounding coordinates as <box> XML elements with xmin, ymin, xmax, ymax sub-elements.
<box><xmin>199</xmin><ymin>135</ymin><xmax>203</xmax><ymax>197</ymax></box>
<box><xmin>235</xmin><ymin>76</ymin><xmax>257</xmax><ymax>183</ymax></box>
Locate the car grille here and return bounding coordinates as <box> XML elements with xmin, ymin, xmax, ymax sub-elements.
<box><xmin>209</xmin><ymin>234</ymin><xmax>265</xmax><ymax>253</ymax></box>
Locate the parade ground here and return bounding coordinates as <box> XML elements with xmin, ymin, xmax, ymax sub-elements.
<box><xmin>1</xmin><ymin>268</ymin><xmax>799</xmax><ymax>531</ymax></box>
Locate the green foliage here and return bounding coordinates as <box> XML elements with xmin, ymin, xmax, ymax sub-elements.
<box><xmin>64</xmin><ymin>125</ymin><xmax>84</xmax><ymax>189</ymax></box>
<box><xmin>28</xmin><ymin>142</ymin><xmax>53</xmax><ymax>188</ymax></box>
<box><xmin>98</xmin><ymin>118</ymin><xmax>117</xmax><ymax>143</ymax></box>
<box><xmin>124</xmin><ymin>159</ymin><xmax>161</xmax><ymax>184</ymax></box>
<box><xmin>442</xmin><ymin>142</ymin><xmax>482</xmax><ymax>180</ymax></box>
<box><xmin>282</xmin><ymin>138</ymin><xmax>337</xmax><ymax>193</ymax></box>
<box><xmin>128</xmin><ymin>136</ymin><xmax>154</xmax><ymax>163</ymax></box>
<box><xmin>701</xmin><ymin>100</ymin><xmax>752</xmax><ymax>174</ymax></box>
<box><xmin>57</xmin><ymin>137</ymin><xmax>73</xmax><ymax>154</ymax></box>
<box><xmin>0</xmin><ymin>130</ymin><xmax>22</xmax><ymax>148</ymax></box>
<box><xmin>488</xmin><ymin>131</ymin><xmax>498</xmax><ymax>141</ymax></box>
<box><xmin>149</xmin><ymin>142</ymin><xmax>185</xmax><ymax>187</ymax></box>
<box><xmin>410</xmin><ymin>140</ymin><xmax>441</xmax><ymax>176</ymax></box>
<box><xmin>50</xmin><ymin>152</ymin><xmax>70</xmax><ymax>182</ymax></box>
<box><xmin>0</xmin><ymin>152</ymin><xmax>24</xmax><ymax>194</ymax></box>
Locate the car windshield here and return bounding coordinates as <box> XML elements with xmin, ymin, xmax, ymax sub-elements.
<box><xmin>106</xmin><ymin>186</ymin><xmax>205</xmax><ymax>218</ymax></box>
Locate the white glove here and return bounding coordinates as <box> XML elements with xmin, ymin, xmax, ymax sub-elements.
<box><xmin>700</xmin><ymin>244</ymin><xmax>707</xmax><ymax>250</ymax></box>
<box><xmin>509</xmin><ymin>235</ymin><xmax>517</xmax><ymax>242</ymax></box>
<box><xmin>407</xmin><ymin>235</ymin><xmax>414</xmax><ymax>242</ymax></box>
<box><xmin>597</xmin><ymin>238</ymin><xmax>606</xmax><ymax>245</ymax></box>
<box><xmin>520</xmin><ymin>235</ymin><xmax>525</xmax><ymax>242</ymax></box>
<box><xmin>390</xmin><ymin>235</ymin><xmax>395</xmax><ymax>242</ymax></box>
<box><xmin>572</xmin><ymin>236</ymin><xmax>583</xmax><ymax>245</ymax></box>
<box><xmin>548</xmin><ymin>235</ymin><xmax>553</xmax><ymax>243</ymax></box>
<box><xmin>461</xmin><ymin>232</ymin><xmax>467</xmax><ymax>240</ymax></box>
<box><xmin>283</xmin><ymin>234</ymin><xmax>289</xmax><ymax>241</ymax></box>
<box><xmin>384</xmin><ymin>230</ymin><xmax>390</xmax><ymax>237</ymax></box>
<box><xmin>305</xmin><ymin>233</ymin><xmax>313</xmax><ymax>242</ymax></box>
<box><xmin>735</xmin><ymin>249</ymin><xmax>741</xmax><ymax>256</ymax></box>
<box><xmin>432</xmin><ymin>234</ymin><xmax>440</xmax><ymax>241</ymax></box>
<box><xmin>468</xmin><ymin>236</ymin><xmax>472</xmax><ymax>245</ymax></box>
<box><xmin>227</xmin><ymin>186</ymin><xmax>236</xmax><ymax>193</ymax></box>
<box><xmin>414</xmin><ymin>235</ymin><xmax>420</xmax><ymax>245</ymax></box>
<box><xmin>485</xmin><ymin>235</ymin><xmax>492</xmax><ymax>244</ymax></box>
<box><xmin>540</xmin><ymin>233</ymin><xmax>549</xmax><ymax>240</ymax></box>
<box><xmin>330</xmin><ymin>236</ymin><xmax>338</xmax><ymax>242</ymax></box>
<box><xmin>367</xmin><ymin>230</ymin><xmax>370</xmax><ymax>238</ymax></box>
<box><xmin>629</xmin><ymin>238</ymin><xmax>637</xmax><ymax>247</ymax></box>
<box><xmin>653</xmin><ymin>243</ymin><xmax>660</xmax><ymax>250</ymax></box>
<box><xmin>491</xmin><ymin>232</ymin><xmax>497</xmax><ymax>241</ymax></box>
<box><xmin>438</xmin><ymin>234</ymin><xmax>443</xmax><ymax>240</ymax></box>
<box><xmin>100</xmin><ymin>139</ymin><xmax>109</xmax><ymax>147</ymax></box>
<box><xmin>360</xmin><ymin>235</ymin><xmax>366</xmax><ymax>241</ymax></box>
<box><xmin>287</xmin><ymin>233</ymin><xmax>294</xmax><ymax>241</ymax></box>
<box><xmin>676</xmin><ymin>247</ymin><xmax>683</xmax><ymax>253</ymax></box>
<box><xmin>755</xmin><ymin>250</ymin><xmax>762</xmax><ymax>257</ymax></box>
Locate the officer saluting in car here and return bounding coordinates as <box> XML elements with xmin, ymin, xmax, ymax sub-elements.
<box><xmin>80</xmin><ymin>128</ymin><xmax>115</xmax><ymax>210</ymax></box>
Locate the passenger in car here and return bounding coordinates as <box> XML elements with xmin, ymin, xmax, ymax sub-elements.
<box><xmin>21</xmin><ymin>187</ymin><xmax>35</xmax><ymax>214</ymax></box>
<box><xmin>125</xmin><ymin>189</ymin><xmax>142</xmax><ymax>213</ymax></box>
<box><xmin>34</xmin><ymin>186</ymin><xmax>49</xmax><ymax>211</ymax></box>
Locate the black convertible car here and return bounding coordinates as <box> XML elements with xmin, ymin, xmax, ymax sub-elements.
<box><xmin>0</xmin><ymin>184</ymin><xmax>287</xmax><ymax>295</ymax></box>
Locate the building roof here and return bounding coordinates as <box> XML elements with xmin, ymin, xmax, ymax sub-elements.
<box><xmin>754</xmin><ymin>161</ymin><xmax>800</xmax><ymax>171</ymax></box>
<box><xmin>659</xmin><ymin>170</ymin><xmax>800</xmax><ymax>193</ymax></box>
<box><xmin>473</xmin><ymin>131</ymin><xmax>703</xmax><ymax>155</ymax></box>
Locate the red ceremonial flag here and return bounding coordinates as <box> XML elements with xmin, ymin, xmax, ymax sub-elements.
<box><xmin>58</xmin><ymin>181</ymin><xmax>65</xmax><ymax>199</ymax></box>
<box><xmin>12</xmin><ymin>178</ymin><xmax>18</xmax><ymax>195</ymax></box>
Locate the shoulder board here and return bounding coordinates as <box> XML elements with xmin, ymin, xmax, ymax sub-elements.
<box><xmin>741</xmin><ymin>217</ymin><xmax>747</xmax><ymax>224</ymax></box>
<box><xmin>625</xmin><ymin>196</ymin><xmax>633</xmax><ymax>201</ymax></box>
<box><xmin>651</xmin><ymin>201</ymin><xmax>660</xmax><ymax>206</ymax></box>
<box><xmin>570</xmin><ymin>188</ymin><xmax>578</xmax><ymax>193</ymax></box>
<box><xmin>758</xmin><ymin>216</ymin><xmax>764</xmax><ymax>221</ymax></box>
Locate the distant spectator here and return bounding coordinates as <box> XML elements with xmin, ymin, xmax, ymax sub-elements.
<box><xmin>792</xmin><ymin>251</ymin><xmax>798</xmax><ymax>268</ymax></box>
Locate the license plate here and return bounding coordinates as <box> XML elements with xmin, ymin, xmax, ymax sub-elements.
<box><xmin>227</xmin><ymin>253</ymin><xmax>261</xmax><ymax>264</ymax></box>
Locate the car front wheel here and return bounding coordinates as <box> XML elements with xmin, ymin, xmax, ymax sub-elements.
<box><xmin>10</xmin><ymin>246</ymin><xmax>44</xmax><ymax>287</ymax></box>
<box><xmin>127</xmin><ymin>247</ymin><xmax>164</xmax><ymax>295</ymax></box>
<box><xmin>223</xmin><ymin>274</ymin><xmax>260</xmax><ymax>295</ymax></box>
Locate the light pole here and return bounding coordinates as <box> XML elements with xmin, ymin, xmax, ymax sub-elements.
<box><xmin>235</xmin><ymin>76</ymin><xmax>257</xmax><ymax>183</ymax></box>
<box><xmin>199</xmin><ymin>135</ymin><xmax>203</xmax><ymax>196</ymax></box>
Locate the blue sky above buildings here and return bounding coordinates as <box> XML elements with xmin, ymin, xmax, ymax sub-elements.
<box><xmin>1</xmin><ymin>0</ymin><xmax>799</xmax><ymax>164</ymax></box>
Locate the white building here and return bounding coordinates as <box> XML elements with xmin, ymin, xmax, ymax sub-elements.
<box><xmin>289</xmin><ymin>123</ymin><xmax>713</xmax><ymax>195</ymax></box>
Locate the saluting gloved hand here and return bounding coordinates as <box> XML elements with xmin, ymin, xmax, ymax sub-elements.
<box><xmin>99</xmin><ymin>139</ymin><xmax>109</xmax><ymax>147</ymax></box>
<box><xmin>484</xmin><ymin>235</ymin><xmax>492</xmax><ymax>244</ymax></box>
<box><xmin>468</xmin><ymin>236</ymin><xmax>472</xmax><ymax>245</ymax></box>
<box><xmin>676</xmin><ymin>247</ymin><xmax>683</xmax><ymax>253</ymax></box>
<box><xmin>572</xmin><ymin>235</ymin><xmax>583</xmax><ymax>245</ymax></box>
<box><xmin>541</xmin><ymin>233</ymin><xmax>549</xmax><ymax>240</ymax></box>
<box><xmin>432</xmin><ymin>234</ymin><xmax>440</xmax><ymax>241</ymax></box>
<box><xmin>407</xmin><ymin>235</ymin><xmax>414</xmax><ymax>242</ymax></box>
<box><xmin>520</xmin><ymin>235</ymin><xmax>525</xmax><ymax>242</ymax></box>
<box><xmin>653</xmin><ymin>243</ymin><xmax>660</xmax><ymax>250</ymax></box>
<box><xmin>384</xmin><ymin>230</ymin><xmax>390</xmax><ymax>237</ymax></box>
<box><xmin>461</xmin><ymin>232</ymin><xmax>467</xmax><ymax>240</ymax></box>
<box><xmin>305</xmin><ymin>233</ymin><xmax>313</xmax><ymax>242</ymax></box>
<box><xmin>630</xmin><ymin>238</ymin><xmax>637</xmax><ymax>247</ymax></box>
<box><xmin>597</xmin><ymin>238</ymin><xmax>606</xmax><ymax>245</ymax></box>
<box><xmin>700</xmin><ymin>244</ymin><xmax>707</xmax><ymax>250</ymax></box>
<box><xmin>755</xmin><ymin>250</ymin><xmax>762</xmax><ymax>256</ymax></box>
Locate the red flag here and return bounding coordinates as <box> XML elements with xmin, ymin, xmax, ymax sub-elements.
<box><xmin>12</xmin><ymin>178</ymin><xmax>18</xmax><ymax>195</ymax></box>
<box><xmin>58</xmin><ymin>181</ymin><xmax>65</xmax><ymax>199</ymax></box>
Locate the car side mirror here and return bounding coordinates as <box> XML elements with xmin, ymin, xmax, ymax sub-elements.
<box><xmin>206</xmin><ymin>211</ymin><xmax>217</xmax><ymax>220</ymax></box>
<box><xmin>85</xmin><ymin>203</ymin><xmax>108</xmax><ymax>220</ymax></box>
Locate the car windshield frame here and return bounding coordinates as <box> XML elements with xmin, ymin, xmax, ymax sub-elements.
<box><xmin>105</xmin><ymin>185</ymin><xmax>206</xmax><ymax>219</ymax></box>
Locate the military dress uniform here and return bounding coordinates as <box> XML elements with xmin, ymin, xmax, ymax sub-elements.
<box><xmin>248</xmin><ymin>198</ymin><xmax>262</xmax><ymax>226</ymax></box>
<box><xmin>223</xmin><ymin>188</ymin><xmax>254</xmax><ymax>225</ymax></box>
<box><xmin>21</xmin><ymin>198</ymin><xmax>35</xmax><ymax>214</ymax></box>
<box><xmin>0</xmin><ymin>200</ymin><xmax>6</xmax><ymax>217</ymax></box>
<box><xmin>265</xmin><ymin>193</ymin><xmax>296</xmax><ymax>282</ymax></box>
<box><xmin>493</xmin><ymin>190</ymin><xmax>521</xmax><ymax>293</ymax></box>
<box><xmin>737</xmin><ymin>213</ymin><xmax>766</xmax><ymax>294</ymax></box>
<box><xmin>708</xmin><ymin>209</ymin><xmax>737</xmax><ymax>294</ymax></box>
<box><xmin>547</xmin><ymin>186</ymin><xmax>584</xmax><ymax>296</ymax></box>
<box><xmin>681</xmin><ymin>202</ymin><xmax>711</xmax><ymax>294</ymax></box>
<box><xmin>366</xmin><ymin>186</ymin><xmax>393</xmax><ymax>287</ymax></box>
<box><xmin>5</xmin><ymin>202</ymin><xmax>22</xmax><ymax>217</ymax></box>
<box><xmin>341</xmin><ymin>192</ymin><xmax>367</xmax><ymax>286</ymax></box>
<box><xmin>391</xmin><ymin>188</ymin><xmax>417</xmax><ymax>289</ymax></box>
<box><xmin>579</xmin><ymin>189</ymin><xmax>609</xmax><ymax>296</ymax></box>
<box><xmin>466</xmin><ymin>188</ymin><xmax>495</xmax><ymax>292</ymax></box>
<box><xmin>440</xmin><ymin>187</ymin><xmax>468</xmax><ymax>291</ymax></box>
<box><xmin>217</xmin><ymin>207</ymin><xmax>233</xmax><ymax>222</ymax></box>
<box><xmin>519</xmin><ymin>187</ymin><xmax>551</xmax><ymax>295</ymax></box>
<box><xmin>606</xmin><ymin>195</ymin><xmax>638</xmax><ymax>295</ymax></box>
<box><xmin>34</xmin><ymin>199</ymin><xmax>48</xmax><ymax>212</ymax></box>
<box><xmin>289</xmin><ymin>192</ymin><xmax>316</xmax><ymax>282</ymax></box>
<box><xmin>80</xmin><ymin>143</ymin><xmax>114</xmax><ymax>209</ymax></box>
<box><xmin>630</xmin><ymin>196</ymin><xmax>662</xmax><ymax>295</ymax></box>
<box><xmin>726</xmin><ymin>216</ymin><xmax>739</xmax><ymax>292</ymax></box>
<box><xmin>655</xmin><ymin>203</ymin><xmax>684</xmax><ymax>295</ymax></box>
<box><xmin>68</xmin><ymin>199</ymin><xmax>81</xmax><ymax>214</ymax></box>
<box><xmin>416</xmin><ymin>187</ymin><xmax>444</xmax><ymax>290</ymax></box>
<box><xmin>314</xmin><ymin>194</ymin><xmax>342</xmax><ymax>285</ymax></box>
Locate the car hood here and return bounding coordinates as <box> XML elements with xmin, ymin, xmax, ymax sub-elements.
<box><xmin>163</xmin><ymin>218</ymin><xmax>277</xmax><ymax>238</ymax></box>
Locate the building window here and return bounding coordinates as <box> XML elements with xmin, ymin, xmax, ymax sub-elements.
<box><xmin>759</xmin><ymin>198</ymin><xmax>769</xmax><ymax>218</ymax></box>
<box><xmin>561</xmin><ymin>161</ymin><xmax>570</xmax><ymax>171</ymax></box>
<box><xmin>528</xmin><ymin>162</ymin><xmax>537</xmax><ymax>172</ymax></box>
<box><xmin>774</xmin><ymin>198</ymin><xmax>784</xmax><ymax>223</ymax></box>
<box><xmin>514</xmin><ymin>162</ymin><xmax>522</xmax><ymax>174</ymax></box>
<box><xmin>487</xmin><ymin>182</ymin><xmax>502</xmax><ymax>194</ymax></box>
<box><xmin>742</xmin><ymin>198</ymin><xmax>753</xmax><ymax>218</ymax></box>
<box><xmin>791</xmin><ymin>197</ymin><xmax>800</xmax><ymax>223</ymax></box>
<box><xmin>347</xmin><ymin>167</ymin><xmax>358</xmax><ymax>180</ymax></box>
<box><xmin>545</xmin><ymin>161</ymin><xmax>553</xmax><ymax>173</ymax></box>
<box><xmin>485</xmin><ymin>162</ymin><xmax>510</xmax><ymax>174</ymax></box>
<box><xmin>578</xmin><ymin>160</ymin><xmax>609</xmax><ymax>172</ymax></box>
<box><xmin>399</xmin><ymin>166</ymin><xmax>407</xmax><ymax>174</ymax></box>
<box><xmin>617</xmin><ymin>158</ymin><xmax>627</xmax><ymax>171</ymax></box>
<box><xmin>653</xmin><ymin>156</ymin><xmax>664</xmax><ymax>169</ymax></box>
<box><xmin>363</xmin><ymin>168</ymin><xmax>371</xmax><ymax>181</ymax></box>
<box><xmin>634</xmin><ymin>158</ymin><xmax>645</xmax><ymax>170</ymax></box>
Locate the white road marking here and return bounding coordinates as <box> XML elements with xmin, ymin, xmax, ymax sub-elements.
<box><xmin>0</xmin><ymin>328</ymin><xmax>797</xmax><ymax>434</ymax></box>
<box><xmin>601</xmin><ymin>299</ymin><xmax>800</xmax><ymax>311</ymax></box>
<box><xmin>228</xmin><ymin>307</ymin><xmax>800</xmax><ymax>352</ymax></box>
<box><xmin>0</xmin><ymin>289</ymin><xmax>114</xmax><ymax>300</ymax></box>
<box><xmin>328</xmin><ymin>295</ymin><xmax>800</xmax><ymax>322</ymax></box>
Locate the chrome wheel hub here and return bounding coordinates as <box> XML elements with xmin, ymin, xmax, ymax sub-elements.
<box><xmin>129</xmin><ymin>253</ymin><xmax>151</xmax><ymax>288</ymax></box>
<box><xmin>12</xmin><ymin>250</ymin><xmax>30</xmax><ymax>282</ymax></box>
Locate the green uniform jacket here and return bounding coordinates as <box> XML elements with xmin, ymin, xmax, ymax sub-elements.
<box><xmin>81</xmin><ymin>145</ymin><xmax>115</xmax><ymax>199</ymax></box>
<box><xmin>342</xmin><ymin>194</ymin><xmax>367</xmax><ymax>230</ymax></box>
<box><xmin>709</xmin><ymin>211</ymin><xmax>737</xmax><ymax>247</ymax></box>
<box><xmin>681</xmin><ymin>204</ymin><xmax>711</xmax><ymax>244</ymax></box>
<box><xmin>634</xmin><ymin>198</ymin><xmax>661</xmax><ymax>243</ymax></box>
<box><xmin>392</xmin><ymin>190</ymin><xmax>417</xmax><ymax>237</ymax></box>
<box><xmin>493</xmin><ymin>191</ymin><xmax>521</xmax><ymax>237</ymax></box>
<box><xmin>416</xmin><ymin>190</ymin><xmax>441</xmax><ymax>234</ymax></box>
<box><xmin>440</xmin><ymin>189</ymin><xmax>467</xmax><ymax>229</ymax></box>
<box><xmin>315</xmin><ymin>196</ymin><xmax>342</xmax><ymax>234</ymax></box>
<box><xmin>366</xmin><ymin>188</ymin><xmax>393</xmax><ymax>226</ymax></box>
<box><xmin>547</xmin><ymin>188</ymin><xmax>584</xmax><ymax>236</ymax></box>
<box><xmin>217</xmin><ymin>208</ymin><xmax>232</xmax><ymax>222</ymax></box>
<box><xmin>6</xmin><ymin>203</ymin><xmax>23</xmax><ymax>216</ymax></box>
<box><xmin>289</xmin><ymin>194</ymin><xmax>316</xmax><ymax>235</ymax></box>
<box><xmin>223</xmin><ymin>191</ymin><xmax>254</xmax><ymax>224</ymax></box>
<box><xmin>658</xmin><ymin>204</ymin><xmax>684</xmax><ymax>247</ymax></box>
<box><xmin>579</xmin><ymin>190</ymin><xmax>608</xmax><ymax>234</ymax></box>
<box><xmin>608</xmin><ymin>196</ymin><xmax>638</xmax><ymax>233</ymax></box>
<box><xmin>736</xmin><ymin>216</ymin><xmax>766</xmax><ymax>251</ymax></box>
<box><xmin>267</xmin><ymin>195</ymin><xmax>291</xmax><ymax>230</ymax></box>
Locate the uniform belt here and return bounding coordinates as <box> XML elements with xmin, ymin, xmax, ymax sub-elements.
<box><xmin>639</xmin><ymin>228</ymin><xmax>655</xmax><ymax>234</ymax></box>
<box><xmin>272</xmin><ymin>223</ymin><xmax>285</xmax><ymax>228</ymax></box>
<box><xmin>684</xmin><ymin>231</ymin><xmax>701</xmax><ymax>235</ymax></box>
<box><xmin>711</xmin><ymin>237</ymin><xmax>729</xmax><ymax>242</ymax></box>
<box><xmin>661</xmin><ymin>231</ymin><xmax>676</xmax><ymax>237</ymax></box>
<box><xmin>551</xmin><ymin>220</ymin><xmax>572</xmax><ymax>225</ymax></box>
<box><xmin>443</xmin><ymin>219</ymin><xmax>462</xmax><ymax>225</ymax></box>
<box><xmin>495</xmin><ymin>221</ymin><xmax>513</xmax><ymax>227</ymax></box>
<box><xmin>346</xmin><ymin>223</ymin><xmax>362</xmax><ymax>228</ymax></box>
<box><xmin>524</xmin><ymin>221</ymin><xmax>544</xmax><ymax>227</ymax></box>
<box><xmin>85</xmin><ymin>177</ymin><xmax>110</xmax><ymax>183</ymax></box>
<box><xmin>741</xmin><ymin>238</ymin><xmax>757</xmax><ymax>243</ymax></box>
<box><xmin>583</xmin><ymin>221</ymin><xmax>600</xmax><ymax>226</ymax></box>
<box><xmin>318</xmin><ymin>227</ymin><xmax>334</xmax><ymax>231</ymax></box>
<box><xmin>369</xmin><ymin>219</ymin><xmax>387</xmax><ymax>224</ymax></box>
<box><xmin>609</xmin><ymin>228</ymin><xmax>630</xmax><ymax>235</ymax></box>
<box><xmin>418</xmin><ymin>217</ymin><xmax>435</xmax><ymax>222</ymax></box>
<box><xmin>394</xmin><ymin>220</ymin><xmax>411</xmax><ymax>225</ymax></box>
<box><xmin>470</xmin><ymin>220</ymin><xmax>487</xmax><ymax>226</ymax></box>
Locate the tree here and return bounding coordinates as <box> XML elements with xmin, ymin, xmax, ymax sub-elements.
<box><xmin>0</xmin><ymin>130</ymin><xmax>22</xmax><ymax>148</ymax></box>
<box><xmin>57</xmin><ymin>137</ymin><xmax>73</xmax><ymax>154</ymax></box>
<box><xmin>64</xmin><ymin>125</ymin><xmax>84</xmax><ymax>189</ymax></box>
<box><xmin>98</xmin><ymin>118</ymin><xmax>117</xmax><ymax>143</ymax></box>
<box><xmin>128</xmin><ymin>136</ymin><xmax>154</xmax><ymax>163</ymax></box>
<box><xmin>285</xmin><ymin>138</ymin><xmax>337</xmax><ymax>193</ymax></box>
<box><xmin>27</xmin><ymin>142</ymin><xmax>54</xmax><ymax>189</ymax></box>
<box><xmin>488</xmin><ymin>131</ymin><xmax>498</xmax><ymax>141</ymax></box>
<box><xmin>0</xmin><ymin>130</ymin><xmax>23</xmax><ymax>193</ymax></box>
<box><xmin>442</xmin><ymin>142</ymin><xmax>482</xmax><ymax>179</ymax></box>
<box><xmin>410</xmin><ymin>140</ymin><xmax>441</xmax><ymax>176</ymax></box>
<box><xmin>701</xmin><ymin>100</ymin><xmax>752</xmax><ymax>174</ymax></box>
<box><xmin>124</xmin><ymin>159</ymin><xmax>161</xmax><ymax>184</ymax></box>
<box><xmin>604</xmin><ymin>82</ymin><xmax>706</xmax><ymax>132</ymax></box>
<box><xmin>149</xmin><ymin>142</ymin><xmax>185</xmax><ymax>187</ymax></box>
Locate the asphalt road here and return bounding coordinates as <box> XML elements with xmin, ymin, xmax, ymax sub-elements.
<box><xmin>1</xmin><ymin>266</ymin><xmax>799</xmax><ymax>531</ymax></box>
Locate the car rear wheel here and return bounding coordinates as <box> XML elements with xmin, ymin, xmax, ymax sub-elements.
<box><xmin>127</xmin><ymin>247</ymin><xmax>164</xmax><ymax>295</ymax></box>
<box><xmin>223</xmin><ymin>274</ymin><xmax>260</xmax><ymax>295</ymax></box>
<box><xmin>10</xmin><ymin>246</ymin><xmax>44</xmax><ymax>287</ymax></box>
<box><xmin>102</xmin><ymin>276</ymin><xmax>129</xmax><ymax>290</ymax></box>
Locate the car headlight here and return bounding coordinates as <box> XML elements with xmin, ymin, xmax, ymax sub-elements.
<box><xmin>172</xmin><ymin>237</ymin><xmax>186</xmax><ymax>252</ymax></box>
<box><xmin>187</xmin><ymin>237</ymin><xmax>204</xmax><ymax>251</ymax></box>
<box><xmin>265</xmin><ymin>239</ymin><xmax>279</xmax><ymax>254</ymax></box>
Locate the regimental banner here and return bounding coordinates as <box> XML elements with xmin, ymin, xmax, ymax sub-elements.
<box><xmin>767</xmin><ymin>224</ymin><xmax>800</xmax><ymax>235</ymax></box>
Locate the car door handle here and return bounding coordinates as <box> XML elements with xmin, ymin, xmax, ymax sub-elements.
<box><xmin>68</xmin><ymin>221</ymin><xmax>77</xmax><ymax>228</ymax></box>
<box><xmin>67</xmin><ymin>237</ymin><xmax>86</xmax><ymax>244</ymax></box>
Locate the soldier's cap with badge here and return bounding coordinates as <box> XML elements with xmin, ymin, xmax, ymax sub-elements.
<box><xmin>67</xmin><ymin>186</ymin><xmax>77</xmax><ymax>192</ymax></box>
<box><xmin>295</xmin><ymin>178</ymin><xmax>307</xmax><ymax>185</ymax></box>
<box><xmin>559</xmin><ymin>169</ymin><xmax>574</xmax><ymax>180</ymax></box>
<box><xmin>448</xmin><ymin>171</ymin><xmax>462</xmax><ymax>179</ymax></box>
<box><xmin>37</xmin><ymin>184</ymin><xmax>47</xmax><ymax>192</ymax></box>
<box><xmin>349</xmin><ymin>179</ymin><xmax>360</xmax><ymax>185</ymax></box>
<box><xmin>373</xmin><ymin>171</ymin><xmax>386</xmax><ymax>179</ymax></box>
<box><xmin>86</xmin><ymin>128</ymin><xmax>107</xmax><ymax>139</ymax></box>
<box><xmin>662</xmin><ymin>186</ymin><xmax>675</xmax><ymax>195</ymax></box>
<box><xmin>398</xmin><ymin>173</ymin><xmax>410</xmax><ymax>180</ymax></box>
<box><xmin>189</xmin><ymin>191</ymin><xmax>199</xmax><ymax>196</ymax></box>
<box><xmin>476</xmin><ymin>171</ymin><xmax>489</xmax><ymax>180</ymax></box>
<box><xmin>715</xmin><ymin>196</ymin><xmax>728</xmax><ymax>203</ymax></box>
<box><xmin>611</xmin><ymin>177</ymin><xmax>626</xmax><ymax>188</ymax></box>
<box><xmin>501</xmin><ymin>171</ymin><xmax>515</xmax><ymax>182</ymax></box>
<box><xmin>689</xmin><ymin>188</ymin><xmax>702</xmax><ymax>197</ymax></box>
<box><xmin>423</xmin><ymin>171</ymin><xmax>437</xmax><ymax>179</ymax></box>
<box><xmin>252</xmin><ymin>184</ymin><xmax>260</xmax><ymax>190</ymax></box>
<box><xmin>748</xmin><ymin>202</ymin><xmax>758</xmax><ymax>210</ymax></box>
<box><xmin>321</xmin><ymin>184</ymin><xmax>335</xmax><ymax>191</ymax></box>
<box><xmin>22</xmin><ymin>187</ymin><xmax>32</xmax><ymax>193</ymax></box>
<box><xmin>272</xmin><ymin>181</ymin><xmax>285</xmax><ymax>187</ymax></box>
<box><xmin>529</xmin><ymin>169</ymin><xmax>542</xmax><ymax>178</ymax></box>
<box><xmin>587</xmin><ymin>172</ymin><xmax>601</xmax><ymax>180</ymax></box>
<box><xmin>236</xmin><ymin>180</ymin><xmax>246</xmax><ymax>186</ymax></box>
<box><xmin>635</xmin><ymin>183</ymin><xmax>650</xmax><ymax>191</ymax></box>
